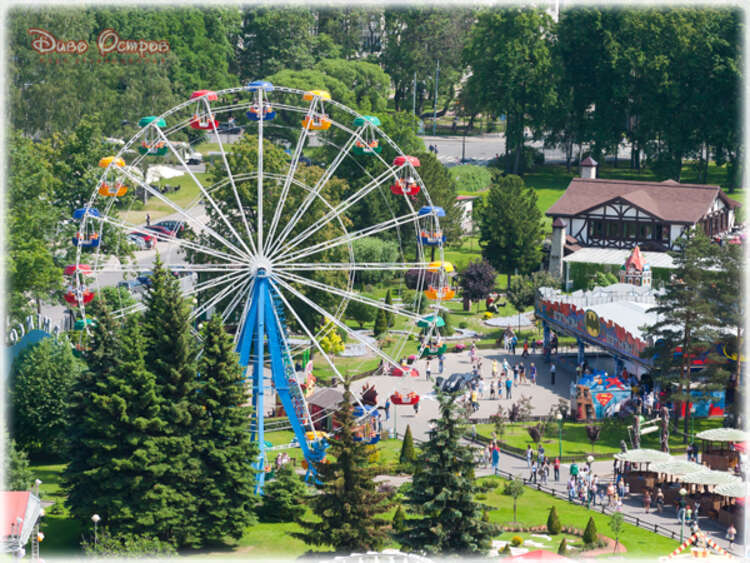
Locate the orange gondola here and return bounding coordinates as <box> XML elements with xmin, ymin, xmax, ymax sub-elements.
<box><xmin>424</xmin><ymin>285</ymin><xmax>455</xmax><ymax>301</ymax></box>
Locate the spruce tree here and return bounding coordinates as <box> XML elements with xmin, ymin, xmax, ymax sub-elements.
<box><xmin>64</xmin><ymin>311</ymin><xmax>168</xmax><ymax>537</ymax></box>
<box><xmin>258</xmin><ymin>463</ymin><xmax>310</xmax><ymax>523</ymax></box>
<box><xmin>190</xmin><ymin>314</ymin><xmax>258</xmax><ymax>545</ymax></box>
<box><xmin>582</xmin><ymin>516</ymin><xmax>598</xmax><ymax>545</ymax></box>
<box><xmin>557</xmin><ymin>537</ymin><xmax>568</xmax><ymax>555</ymax></box>
<box><xmin>373</xmin><ymin>307</ymin><xmax>389</xmax><ymax>338</ymax></box>
<box><xmin>642</xmin><ymin>231</ymin><xmax>725</xmax><ymax>439</ymax></box>
<box><xmin>385</xmin><ymin>289</ymin><xmax>395</xmax><ymax>327</ymax></box>
<box><xmin>5</xmin><ymin>433</ymin><xmax>33</xmax><ymax>490</ymax></box>
<box><xmin>547</xmin><ymin>506</ymin><xmax>561</xmax><ymax>535</ymax></box>
<box><xmin>141</xmin><ymin>256</ymin><xmax>200</xmax><ymax>546</ymax></box>
<box><xmin>393</xmin><ymin>505</ymin><xmax>406</xmax><ymax>533</ymax></box>
<box><xmin>295</xmin><ymin>383</ymin><xmax>392</xmax><ymax>553</ymax></box>
<box><xmin>397</xmin><ymin>391</ymin><xmax>496</xmax><ymax>555</ymax></box>
<box><xmin>399</xmin><ymin>425</ymin><xmax>417</xmax><ymax>466</ymax></box>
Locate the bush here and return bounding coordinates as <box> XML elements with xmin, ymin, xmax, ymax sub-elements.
<box><xmin>81</xmin><ymin>530</ymin><xmax>177</xmax><ymax>558</ymax></box>
<box><xmin>557</xmin><ymin>537</ymin><xmax>568</xmax><ymax>555</ymax></box>
<box><xmin>511</xmin><ymin>535</ymin><xmax>524</xmax><ymax>547</ymax></box>
<box><xmin>547</xmin><ymin>506</ymin><xmax>562</xmax><ymax>535</ymax></box>
<box><xmin>582</xmin><ymin>516</ymin><xmax>598</xmax><ymax>545</ymax></box>
<box><xmin>399</xmin><ymin>425</ymin><xmax>417</xmax><ymax>466</ymax></box>
<box><xmin>500</xmin><ymin>543</ymin><xmax>512</xmax><ymax>555</ymax></box>
<box><xmin>392</xmin><ymin>505</ymin><xmax>406</xmax><ymax>532</ymax></box>
<box><xmin>483</xmin><ymin>312</ymin><xmax>494</xmax><ymax>319</ymax></box>
<box><xmin>449</xmin><ymin>164</ymin><xmax>493</xmax><ymax>193</ymax></box>
<box><xmin>257</xmin><ymin>464</ymin><xmax>310</xmax><ymax>522</ymax></box>
<box><xmin>490</xmin><ymin>146</ymin><xmax>545</xmax><ymax>173</ymax></box>
<box><xmin>458</xmin><ymin>321</ymin><xmax>468</xmax><ymax>329</ymax></box>
<box><xmin>476</xmin><ymin>493</ymin><xmax>487</xmax><ymax>500</ymax></box>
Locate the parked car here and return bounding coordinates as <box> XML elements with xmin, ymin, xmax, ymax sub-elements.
<box><xmin>127</xmin><ymin>233</ymin><xmax>148</xmax><ymax>250</ymax></box>
<box><xmin>185</xmin><ymin>150</ymin><xmax>203</xmax><ymax>165</ymax></box>
<box><xmin>154</xmin><ymin>220</ymin><xmax>185</xmax><ymax>237</ymax></box>
<box><xmin>440</xmin><ymin>372</ymin><xmax>478</xmax><ymax>394</ymax></box>
<box><xmin>144</xmin><ymin>225</ymin><xmax>174</xmax><ymax>240</ymax></box>
<box><xmin>128</xmin><ymin>231</ymin><xmax>156</xmax><ymax>249</ymax></box>
<box><xmin>117</xmin><ymin>278</ymin><xmax>145</xmax><ymax>293</ymax></box>
<box><xmin>137</xmin><ymin>268</ymin><xmax>181</xmax><ymax>288</ymax></box>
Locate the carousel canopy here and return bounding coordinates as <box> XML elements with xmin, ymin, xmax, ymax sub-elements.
<box><xmin>679</xmin><ymin>470</ymin><xmax>742</xmax><ymax>486</ymax></box>
<box><xmin>649</xmin><ymin>459</ymin><xmax>706</xmax><ymax>477</ymax></box>
<box><xmin>613</xmin><ymin>448</ymin><xmax>672</xmax><ymax>464</ymax></box>
<box><xmin>695</xmin><ymin>427</ymin><xmax>749</xmax><ymax>442</ymax></box>
<box><xmin>714</xmin><ymin>480</ymin><xmax>747</xmax><ymax>498</ymax></box>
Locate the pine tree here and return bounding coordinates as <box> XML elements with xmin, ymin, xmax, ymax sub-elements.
<box><xmin>399</xmin><ymin>425</ymin><xmax>417</xmax><ymax>466</ymax></box>
<box><xmin>557</xmin><ymin>537</ymin><xmax>568</xmax><ymax>555</ymax></box>
<box><xmin>258</xmin><ymin>463</ymin><xmax>310</xmax><ymax>523</ymax></box>
<box><xmin>64</xmin><ymin>311</ymin><xmax>168</xmax><ymax>538</ymax></box>
<box><xmin>642</xmin><ymin>231</ymin><xmax>726</xmax><ymax>439</ymax></box>
<box><xmin>441</xmin><ymin>311</ymin><xmax>455</xmax><ymax>337</ymax></box>
<box><xmin>294</xmin><ymin>383</ymin><xmax>392</xmax><ymax>553</ymax></box>
<box><xmin>373</xmin><ymin>307</ymin><xmax>389</xmax><ymax>338</ymax></box>
<box><xmin>5</xmin><ymin>433</ymin><xmax>33</xmax><ymax>490</ymax></box>
<box><xmin>393</xmin><ymin>505</ymin><xmax>406</xmax><ymax>533</ymax></box>
<box><xmin>385</xmin><ymin>289</ymin><xmax>395</xmax><ymax>327</ymax></box>
<box><xmin>582</xmin><ymin>516</ymin><xmax>598</xmax><ymax>545</ymax></box>
<box><xmin>547</xmin><ymin>506</ymin><xmax>561</xmax><ymax>535</ymax></box>
<box><xmin>190</xmin><ymin>314</ymin><xmax>258</xmax><ymax>544</ymax></box>
<box><xmin>397</xmin><ymin>391</ymin><xmax>496</xmax><ymax>555</ymax></box>
<box><xmin>141</xmin><ymin>256</ymin><xmax>200</xmax><ymax>546</ymax></box>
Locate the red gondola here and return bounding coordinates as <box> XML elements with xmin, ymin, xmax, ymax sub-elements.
<box><xmin>63</xmin><ymin>264</ymin><xmax>92</xmax><ymax>276</ymax></box>
<box><xmin>390</xmin><ymin>365</ymin><xmax>419</xmax><ymax>377</ymax></box>
<box><xmin>390</xmin><ymin>391</ymin><xmax>420</xmax><ymax>405</ymax></box>
<box><xmin>393</xmin><ymin>155</ymin><xmax>420</xmax><ymax>167</ymax></box>
<box><xmin>390</xmin><ymin>178</ymin><xmax>420</xmax><ymax>196</ymax></box>
<box><xmin>189</xmin><ymin>90</ymin><xmax>219</xmax><ymax>130</ymax></box>
<box><xmin>64</xmin><ymin>288</ymin><xmax>95</xmax><ymax>306</ymax></box>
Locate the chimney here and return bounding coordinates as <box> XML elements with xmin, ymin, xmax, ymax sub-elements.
<box><xmin>548</xmin><ymin>217</ymin><xmax>566</xmax><ymax>279</ymax></box>
<box><xmin>580</xmin><ymin>156</ymin><xmax>598</xmax><ymax>179</ymax></box>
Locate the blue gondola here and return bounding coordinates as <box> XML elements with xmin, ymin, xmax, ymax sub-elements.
<box><xmin>418</xmin><ymin>206</ymin><xmax>446</xmax><ymax>217</ymax></box>
<box><xmin>72</xmin><ymin>207</ymin><xmax>101</xmax><ymax>220</ymax></box>
<box><xmin>352</xmin><ymin>405</ymin><xmax>381</xmax><ymax>445</ymax></box>
<box><xmin>246</xmin><ymin>81</ymin><xmax>276</xmax><ymax>121</ymax></box>
<box><xmin>419</xmin><ymin>231</ymin><xmax>446</xmax><ymax>246</ymax></box>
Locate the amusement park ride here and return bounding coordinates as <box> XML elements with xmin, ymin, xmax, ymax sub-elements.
<box><xmin>65</xmin><ymin>83</ymin><xmax>455</xmax><ymax>493</ymax></box>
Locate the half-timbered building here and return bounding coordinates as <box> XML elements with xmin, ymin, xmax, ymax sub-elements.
<box><xmin>547</xmin><ymin>175</ymin><xmax>741</xmax><ymax>278</ymax></box>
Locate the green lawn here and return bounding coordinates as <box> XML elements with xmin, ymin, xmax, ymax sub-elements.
<box><xmin>30</xmin><ymin>463</ymin><xmax>82</xmax><ymax>556</ymax></box>
<box><xmin>479</xmin><ymin>476</ymin><xmax>679</xmax><ymax>558</ymax></box>
<box><xmin>476</xmin><ymin>417</ymin><xmax>724</xmax><ymax>459</ymax></box>
<box><xmin>120</xmin><ymin>172</ymin><xmax>208</xmax><ymax>225</ymax></box>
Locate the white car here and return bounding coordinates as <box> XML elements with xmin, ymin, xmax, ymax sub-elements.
<box><xmin>127</xmin><ymin>233</ymin><xmax>148</xmax><ymax>250</ymax></box>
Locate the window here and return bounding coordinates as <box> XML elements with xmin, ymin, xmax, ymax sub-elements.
<box><xmin>589</xmin><ymin>220</ymin><xmax>605</xmax><ymax>238</ymax></box>
<box><xmin>624</xmin><ymin>222</ymin><xmax>637</xmax><ymax>238</ymax></box>
<box><xmin>606</xmin><ymin>221</ymin><xmax>620</xmax><ymax>238</ymax></box>
<box><xmin>639</xmin><ymin>223</ymin><xmax>653</xmax><ymax>240</ymax></box>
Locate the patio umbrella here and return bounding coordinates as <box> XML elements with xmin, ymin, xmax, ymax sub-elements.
<box><xmin>418</xmin><ymin>314</ymin><xmax>445</xmax><ymax>328</ymax></box>
<box><xmin>679</xmin><ymin>470</ymin><xmax>742</xmax><ymax>487</ymax></box>
<box><xmin>695</xmin><ymin>428</ymin><xmax>750</xmax><ymax>442</ymax></box>
<box><xmin>613</xmin><ymin>448</ymin><xmax>672</xmax><ymax>464</ymax></box>
<box><xmin>649</xmin><ymin>459</ymin><xmax>707</xmax><ymax>477</ymax></box>
<box><xmin>714</xmin><ymin>481</ymin><xmax>747</xmax><ymax>499</ymax></box>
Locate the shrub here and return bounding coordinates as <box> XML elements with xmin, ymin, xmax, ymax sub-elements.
<box><xmin>458</xmin><ymin>321</ymin><xmax>469</xmax><ymax>329</ymax></box>
<box><xmin>500</xmin><ymin>543</ymin><xmax>511</xmax><ymax>555</ymax></box>
<box><xmin>476</xmin><ymin>493</ymin><xmax>487</xmax><ymax>500</ymax></box>
<box><xmin>483</xmin><ymin>312</ymin><xmax>494</xmax><ymax>319</ymax></box>
<box><xmin>392</xmin><ymin>505</ymin><xmax>405</xmax><ymax>532</ymax></box>
<box><xmin>399</xmin><ymin>425</ymin><xmax>417</xmax><ymax>466</ymax></box>
<box><xmin>583</xmin><ymin>516</ymin><xmax>598</xmax><ymax>545</ymax></box>
<box><xmin>547</xmin><ymin>506</ymin><xmax>562</xmax><ymax>535</ymax></box>
<box><xmin>449</xmin><ymin>164</ymin><xmax>492</xmax><ymax>193</ymax></box>
<box><xmin>82</xmin><ymin>530</ymin><xmax>177</xmax><ymax>558</ymax></box>
<box><xmin>511</xmin><ymin>535</ymin><xmax>524</xmax><ymax>547</ymax></box>
<box><xmin>557</xmin><ymin>537</ymin><xmax>568</xmax><ymax>555</ymax></box>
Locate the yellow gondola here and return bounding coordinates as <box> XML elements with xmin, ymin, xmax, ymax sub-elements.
<box><xmin>303</xmin><ymin>90</ymin><xmax>331</xmax><ymax>101</ymax></box>
<box><xmin>98</xmin><ymin>156</ymin><xmax>125</xmax><ymax>168</ymax></box>
<box><xmin>424</xmin><ymin>286</ymin><xmax>456</xmax><ymax>301</ymax></box>
<box><xmin>98</xmin><ymin>183</ymin><xmax>128</xmax><ymax>197</ymax></box>
<box><xmin>305</xmin><ymin>430</ymin><xmax>328</xmax><ymax>441</ymax></box>
<box><xmin>427</xmin><ymin>261</ymin><xmax>454</xmax><ymax>273</ymax></box>
<box><xmin>302</xmin><ymin>115</ymin><xmax>332</xmax><ymax>131</ymax></box>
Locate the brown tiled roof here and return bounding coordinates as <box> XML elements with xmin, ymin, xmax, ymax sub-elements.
<box><xmin>564</xmin><ymin>234</ymin><xmax>582</xmax><ymax>254</ymax></box>
<box><xmin>308</xmin><ymin>388</ymin><xmax>344</xmax><ymax>410</ymax></box>
<box><xmin>546</xmin><ymin>178</ymin><xmax>741</xmax><ymax>223</ymax></box>
<box><xmin>581</xmin><ymin>156</ymin><xmax>598</xmax><ymax>166</ymax></box>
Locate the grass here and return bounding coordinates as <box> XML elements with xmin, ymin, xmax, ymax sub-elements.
<box><xmin>120</xmin><ymin>172</ymin><xmax>208</xmax><ymax>225</ymax></box>
<box><xmin>480</xmin><ymin>476</ymin><xmax>679</xmax><ymax>558</ymax></box>
<box><xmin>476</xmin><ymin>417</ymin><xmax>724</xmax><ymax>459</ymax></box>
<box><xmin>495</xmin><ymin>530</ymin><xmax>584</xmax><ymax>554</ymax></box>
<box><xmin>30</xmin><ymin>463</ymin><xmax>82</xmax><ymax>556</ymax></box>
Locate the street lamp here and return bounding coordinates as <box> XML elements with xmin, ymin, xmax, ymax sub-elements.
<box><xmin>91</xmin><ymin>514</ymin><xmax>101</xmax><ymax>545</ymax></box>
<box><xmin>555</xmin><ymin>412</ymin><xmax>563</xmax><ymax>458</ymax></box>
<box><xmin>587</xmin><ymin>454</ymin><xmax>594</xmax><ymax>469</ymax></box>
<box><xmin>679</xmin><ymin>488</ymin><xmax>688</xmax><ymax>543</ymax></box>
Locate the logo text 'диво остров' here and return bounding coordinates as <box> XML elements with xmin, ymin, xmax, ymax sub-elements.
<box><xmin>29</xmin><ymin>28</ymin><xmax>170</xmax><ymax>57</ymax></box>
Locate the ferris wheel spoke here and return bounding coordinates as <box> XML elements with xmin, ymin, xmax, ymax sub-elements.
<box><xmin>266</xmin><ymin>126</ymin><xmax>364</xmax><ymax>258</ymax></box>
<box><xmin>272</xmin><ymin>276</ymin><xmax>401</xmax><ymax>372</ymax></box>
<box><xmin>94</xmin><ymin>213</ymin><xmax>244</xmax><ymax>265</ymax></box>
<box><xmin>152</xmin><ymin>125</ymin><xmax>253</xmax><ymax>259</ymax></box>
<box><xmin>188</xmin><ymin>269</ymin><xmax>250</xmax><ymax>299</ymax></box>
<box><xmin>275</xmin><ymin>261</ymin><xmax>430</xmax><ymax>272</ymax></box>
<box><xmin>117</xmin><ymin>167</ymin><xmax>248</xmax><ymax>261</ymax></box>
<box><xmin>92</xmin><ymin>263</ymin><xmax>244</xmax><ymax>275</ymax></box>
<box><xmin>233</xmin><ymin>279</ymin><xmax>255</xmax><ymax>345</ymax></box>
<box><xmin>268</xmin><ymin>279</ymin><xmax>368</xmax><ymax>412</ymax></box>
<box><xmin>263</xmin><ymin>98</ymin><xmax>318</xmax><ymax>255</ymax></box>
<box><xmin>278</xmin><ymin>210</ymin><xmax>422</xmax><ymax>265</ymax></box>
<box><xmin>220</xmin><ymin>276</ymin><xmax>255</xmax><ymax>324</ymax></box>
<box><xmin>256</xmin><ymin>88</ymin><xmax>266</xmax><ymax>253</ymax></box>
<box><xmin>274</xmin><ymin>270</ymin><xmax>422</xmax><ymax>323</ymax></box>
<box><xmin>201</xmin><ymin>97</ymin><xmax>258</xmax><ymax>256</ymax></box>
<box><xmin>269</xmin><ymin>163</ymin><xmax>404</xmax><ymax>261</ymax></box>
<box><xmin>190</xmin><ymin>271</ymin><xmax>252</xmax><ymax>322</ymax></box>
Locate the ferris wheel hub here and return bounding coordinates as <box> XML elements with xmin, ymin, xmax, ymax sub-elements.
<box><xmin>249</xmin><ymin>256</ymin><xmax>273</xmax><ymax>277</ymax></box>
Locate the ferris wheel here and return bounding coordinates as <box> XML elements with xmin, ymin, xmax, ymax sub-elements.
<box><xmin>66</xmin><ymin>82</ymin><xmax>455</xmax><ymax>492</ymax></box>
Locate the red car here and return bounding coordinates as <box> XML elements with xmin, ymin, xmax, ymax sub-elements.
<box><xmin>144</xmin><ymin>225</ymin><xmax>174</xmax><ymax>240</ymax></box>
<box><xmin>128</xmin><ymin>231</ymin><xmax>156</xmax><ymax>249</ymax></box>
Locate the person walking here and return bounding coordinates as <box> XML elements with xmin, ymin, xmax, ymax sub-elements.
<box><xmin>522</xmin><ymin>339</ymin><xmax>529</xmax><ymax>357</ymax></box>
<box><xmin>511</xmin><ymin>335</ymin><xmax>517</xmax><ymax>355</ymax></box>
<box><xmin>568</xmin><ymin>477</ymin><xmax>577</xmax><ymax>502</ymax></box>
<box><xmin>513</xmin><ymin>364</ymin><xmax>519</xmax><ymax>386</ymax></box>
<box><xmin>425</xmin><ymin>359</ymin><xmax>432</xmax><ymax>381</ymax></box>
<box><xmin>542</xmin><ymin>460</ymin><xmax>550</xmax><ymax>484</ymax></box>
<box><xmin>146</xmin><ymin>213</ymin><xmax>151</xmax><ymax>227</ymax></box>
<box><xmin>530</xmin><ymin>459</ymin><xmax>538</xmax><ymax>483</ymax></box>
<box><xmin>530</xmin><ymin>363</ymin><xmax>537</xmax><ymax>385</ymax></box>
<box><xmin>590</xmin><ymin>476</ymin><xmax>598</xmax><ymax>506</ymax></box>
<box><xmin>607</xmin><ymin>482</ymin><xmax>615</xmax><ymax>506</ymax></box>
<box><xmin>656</xmin><ymin>487</ymin><xmax>665</xmax><ymax>512</ymax></box>
<box><xmin>490</xmin><ymin>380</ymin><xmax>496</xmax><ymax>400</ymax></box>
<box><xmin>470</xmin><ymin>389</ymin><xmax>479</xmax><ymax>412</ymax></box>
<box><xmin>526</xmin><ymin>445</ymin><xmax>533</xmax><ymax>469</ymax></box>
<box><xmin>537</xmin><ymin>444</ymin><xmax>545</xmax><ymax>465</ymax></box>
<box><xmin>570</xmin><ymin>460</ymin><xmax>579</xmax><ymax>483</ymax></box>
<box><xmin>505</xmin><ymin>376</ymin><xmax>512</xmax><ymax>399</ymax></box>
<box><xmin>554</xmin><ymin>456</ymin><xmax>561</xmax><ymax>481</ymax></box>
<box><xmin>385</xmin><ymin>398</ymin><xmax>391</xmax><ymax>421</ymax></box>
<box><xmin>550</xmin><ymin>362</ymin><xmax>556</xmax><ymax>385</ymax></box>
<box><xmin>492</xmin><ymin>359</ymin><xmax>499</xmax><ymax>379</ymax></box>
<box><xmin>491</xmin><ymin>444</ymin><xmax>500</xmax><ymax>474</ymax></box>
<box><xmin>727</xmin><ymin>523</ymin><xmax>736</xmax><ymax>547</ymax></box>
<box><xmin>438</xmin><ymin>354</ymin><xmax>444</xmax><ymax>374</ymax></box>
<box><xmin>677</xmin><ymin>493</ymin><xmax>687</xmax><ymax>524</ymax></box>
<box><xmin>644</xmin><ymin>489</ymin><xmax>652</xmax><ymax>513</ymax></box>
<box><xmin>413</xmin><ymin>400</ymin><xmax>420</xmax><ymax>415</ymax></box>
